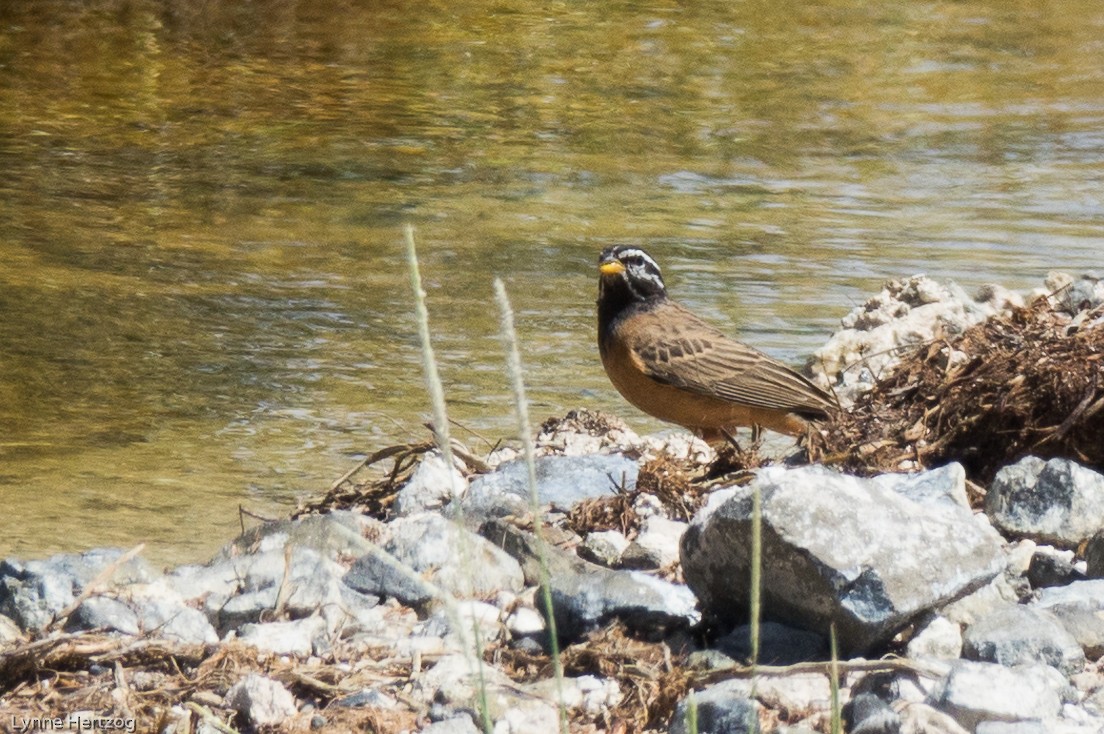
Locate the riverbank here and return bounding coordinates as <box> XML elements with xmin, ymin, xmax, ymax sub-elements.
<box><xmin>2</xmin><ymin>272</ymin><xmax>1103</xmax><ymax>733</ymax></box>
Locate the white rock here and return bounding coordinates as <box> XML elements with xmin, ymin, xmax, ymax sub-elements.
<box><xmin>224</xmin><ymin>674</ymin><xmax>297</xmax><ymax>726</ymax></box>
<box><xmin>423</xmin><ymin>717</ymin><xmax>482</xmax><ymax>734</ymax></box>
<box><xmin>907</xmin><ymin>615</ymin><xmax>963</xmax><ymax>660</ymax></box>
<box><xmin>0</xmin><ymin>613</ymin><xmax>25</xmax><ymax>645</ymax></box>
<box><xmin>1005</xmin><ymin>540</ymin><xmax>1038</xmax><ymax>576</ymax></box>
<box><xmin>394</xmin><ymin>451</ymin><xmax>468</xmax><ymax>515</ymax></box>
<box><xmin>578</xmin><ymin>530</ymin><xmax>631</xmax><ymax>567</ymax></box>
<box><xmin>492</xmin><ymin>700</ymin><xmax>560</xmax><ymax>734</ymax></box>
<box><xmin>626</xmin><ymin>516</ymin><xmax>687</xmax><ymax>568</ymax></box>
<box><xmin>237</xmin><ymin>616</ymin><xmax>326</xmax><ymax>657</ymax></box>
<box><xmin>896</xmin><ymin>702</ymin><xmax>970</xmax><ymax>734</ymax></box>
<box><xmin>929</xmin><ymin>661</ymin><xmax>1063</xmax><ymax>731</ymax></box>
<box><xmin>506</xmin><ymin>606</ymin><xmax>546</xmax><ymax>636</ymax></box>
<box><xmin>810</xmin><ymin>276</ymin><xmax>1002</xmax><ymax>404</ymax></box>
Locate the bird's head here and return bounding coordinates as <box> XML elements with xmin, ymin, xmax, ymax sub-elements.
<box><xmin>597</xmin><ymin>245</ymin><xmax>667</xmax><ymax>303</ymax></box>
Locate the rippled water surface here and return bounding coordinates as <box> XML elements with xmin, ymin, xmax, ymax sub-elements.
<box><xmin>2</xmin><ymin>0</ymin><xmax>1103</xmax><ymax>563</ymax></box>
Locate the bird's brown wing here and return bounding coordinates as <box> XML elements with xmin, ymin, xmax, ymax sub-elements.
<box><xmin>622</xmin><ymin>301</ymin><xmax>836</xmax><ymax>416</ymax></box>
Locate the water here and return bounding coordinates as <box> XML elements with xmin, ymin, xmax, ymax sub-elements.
<box><xmin>2</xmin><ymin>0</ymin><xmax>1102</xmax><ymax>564</ymax></box>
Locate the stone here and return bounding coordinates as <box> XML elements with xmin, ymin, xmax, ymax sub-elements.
<box><xmin>506</xmin><ymin>606</ymin><xmax>545</xmax><ymax>637</ymax></box>
<box><xmin>460</xmin><ymin>454</ymin><xmax>639</xmax><ymax>518</ymax></box>
<box><xmin>714</xmin><ymin>621</ymin><xmax>826</xmax><ymax>665</ymax></box>
<box><xmin>986</xmin><ymin>457</ymin><xmax>1104</xmax><ymax>548</ymax></box>
<box><xmin>939</xmin><ymin>572</ymin><xmax>1024</xmax><ymax>627</ymax></box>
<box><xmin>844</xmin><ymin>692</ymin><xmax>901</xmax><ymax>734</ymax></box>
<box><xmin>534</xmin><ymin>409</ymin><xmax>642</xmax><ymax>456</ymax></box>
<box><xmin>422</xmin><ymin>717</ymin><xmax>481</xmax><ymax>734</ymax></box>
<box><xmin>691</xmin><ymin>673</ymin><xmax>831</xmax><ymax>718</ymax></box>
<box><xmin>0</xmin><ymin>613</ymin><xmax>24</xmax><ymax>645</ymax></box>
<box><xmin>0</xmin><ymin>548</ymin><xmax>155</xmax><ymax>631</ymax></box>
<box><xmin>1033</xmin><ymin>580</ymin><xmax>1104</xmax><ymax>660</ymax></box>
<box><xmin>62</xmin><ymin>580</ymin><xmax>218</xmax><ymax>645</ymax></box>
<box><xmin>423</xmin><ymin>600</ymin><xmax>503</xmax><ymax>649</ymax></box>
<box><xmin>809</xmin><ymin>276</ymin><xmax>1006</xmax><ymax>404</ymax></box>
<box><xmin>928</xmin><ymin>661</ymin><xmax>1063</xmax><ymax>731</ymax></box>
<box><xmin>621</xmin><ymin>517</ymin><xmax>686</xmax><ymax>570</ymax></box>
<box><xmin>224</xmin><ymin>674</ymin><xmax>298</xmax><ymax>726</ymax></box>
<box><xmin>238</xmin><ymin>616</ymin><xmax>327</xmax><ymax>657</ymax></box>
<box><xmin>872</xmin><ymin>461</ymin><xmax>969</xmax><ymax>509</ymax></box>
<box><xmin>1027</xmin><ymin>548</ymin><xmax>1085</xmax><ymax>589</ymax></box>
<box><xmin>344</xmin><ymin>512</ymin><xmax>527</xmax><ymax>611</ymax></box>
<box><xmin>974</xmin><ymin>723</ymin><xmax>1048</xmax><ymax>734</ymax></box>
<box><xmin>577</xmin><ymin>530</ymin><xmax>630</xmax><ymax>568</ymax></box>
<box><xmin>681</xmin><ymin>465</ymin><xmax>1004</xmax><ymax>654</ymax></box>
<box><xmin>171</xmin><ymin>513</ymin><xmax>383</xmax><ymax>635</ymax></box>
<box><xmin>484</xmin><ymin>520</ymin><xmax>698</xmax><ymax>643</ymax></box>
<box><xmin>896</xmin><ymin>703</ymin><xmax>970</xmax><ymax>734</ymax></box>
<box><xmin>343</xmin><ymin>545</ymin><xmax>440</xmax><ymax>608</ymax></box>
<box><xmin>669</xmin><ymin>682</ymin><xmax>760</xmax><ymax>734</ymax></box>
<box><xmin>1044</xmin><ymin>271</ymin><xmax>1104</xmax><ymax>315</ymax></box>
<box><xmin>1083</xmin><ymin>530</ymin><xmax>1104</xmax><ymax>579</ymax></box>
<box><xmin>906</xmin><ymin>615</ymin><xmax>963</xmax><ymax>660</ymax></box>
<box><xmin>962</xmin><ymin>604</ymin><xmax>1084</xmax><ymax>675</ymax></box>
<box><xmin>394</xmin><ymin>451</ymin><xmax>468</xmax><ymax>516</ymax></box>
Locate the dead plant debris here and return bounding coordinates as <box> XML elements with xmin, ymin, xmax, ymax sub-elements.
<box><xmin>814</xmin><ymin>299</ymin><xmax>1104</xmax><ymax>485</ymax></box>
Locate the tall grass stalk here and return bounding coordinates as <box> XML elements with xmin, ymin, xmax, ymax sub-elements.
<box><xmin>829</xmin><ymin>623</ymin><xmax>842</xmax><ymax>734</ymax></box>
<box><xmin>404</xmin><ymin>224</ymin><xmax>493</xmax><ymax>734</ymax></box>
<box><xmin>749</xmin><ymin>479</ymin><xmax>762</xmax><ymax>667</ymax></box>
<box><xmin>684</xmin><ymin>688</ymin><xmax>699</xmax><ymax>734</ymax></box>
<box><xmin>493</xmin><ymin>278</ymin><xmax>568</xmax><ymax>734</ymax></box>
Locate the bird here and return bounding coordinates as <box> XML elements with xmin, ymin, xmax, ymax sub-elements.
<box><xmin>596</xmin><ymin>245</ymin><xmax>836</xmax><ymax>442</ymax></box>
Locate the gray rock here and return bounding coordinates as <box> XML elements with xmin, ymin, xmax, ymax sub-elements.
<box><xmin>1027</xmin><ymin>549</ymin><xmax>1085</xmax><ymax>589</ymax></box>
<box><xmin>421</xmin><ymin>717</ymin><xmax>481</xmax><ymax>734</ymax></box>
<box><xmin>896</xmin><ymin>703</ymin><xmax>970</xmax><ymax>734</ymax></box>
<box><xmin>1033</xmin><ymin>580</ymin><xmax>1104</xmax><ymax>659</ymax></box>
<box><xmin>844</xmin><ymin>692</ymin><xmax>901</xmax><ymax>734</ymax></box>
<box><xmin>1044</xmin><ymin>271</ymin><xmax>1104</xmax><ymax>315</ymax></box>
<box><xmin>67</xmin><ymin>596</ymin><xmax>140</xmax><ymax>636</ymax></box>
<box><xmin>578</xmin><ymin>530</ymin><xmax>630</xmax><ymax>568</ymax></box>
<box><xmin>873</xmin><ymin>461</ymin><xmax>969</xmax><ymax>509</ymax></box>
<box><xmin>681</xmin><ymin>465</ymin><xmax>1004</xmax><ymax>654</ymax></box>
<box><xmin>986</xmin><ymin>457</ymin><xmax>1104</xmax><ymax>548</ymax></box>
<box><xmin>1083</xmin><ymin>529</ymin><xmax>1104</xmax><ymax>579</ymax></box>
<box><xmin>669</xmin><ymin>682</ymin><xmax>760</xmax><ymax>734</ymax></box>
<box><xmin>484</xmin><ymin>520</ymin><xmax>698</xmax><ymax>643</ymax></box>
<box><xmin>171</xmin><ymin>512</ymin><xmax>383</xmax><ymax>635</ymax></box>
<box><xmin>714</xmin><ymin>621</ymin><xmax>826</xmax><ymax>665</ymax></box>
<box><xmin>459</xmin><ymin>454</ymin><xmax>638</xmax><ymax>518</ymax></box>
<box><xmin>962</xmin><ymin>604</ymin><xmax>1084</xmax><ymax>675</ymax></box>
<box><xmin>343</xmin><ymin>545</ymin><xmax>440</xmax><ymax>608</ymax></box>
<box><xmin>551</xmin><ymin>569</ymin><xmax>697</xmax><ymax>642</ymax></box>
<box><xmin>224</xmin><ymin>674</ymin><xmax>298</xmax><ymax>726</ymax></box>
<box><xmin>331</xmin><ymin>688</ymin><xmax>400</xmax><ymax>709</ymax></box>
<box><xmin>218</xmin><ymin>511</ymin><xmax>380</xmax><ymax>560</ymax></box>
<box><xmin>345</xmin><ymin>513</ymin><xmax>523</xmax><ymax>605</ymax></box>
<box><xmin>974</xmin><ymin>723</ymin><xmax>1048</xmax><ymax>734</ymax></box>
<box><xmin>929</xmin><ymin>661</ymin><xmax>1063</xmax><ymax>731</ymax></box>
<box><xmin>0</xmin><ymin>549</ymin><xmax>154</xmax><ymax>631</ymax></box>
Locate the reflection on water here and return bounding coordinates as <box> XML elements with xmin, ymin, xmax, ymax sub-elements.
<box><xmin>2</xmin><ymin>0</ymin><xmax>1103</xmax><ymax>563</ymax></box>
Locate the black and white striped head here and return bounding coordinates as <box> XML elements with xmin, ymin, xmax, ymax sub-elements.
<box><xmin>597</xmin><ymin>245</ymin><xmax>667</xmax><ymax>303</ymax></box>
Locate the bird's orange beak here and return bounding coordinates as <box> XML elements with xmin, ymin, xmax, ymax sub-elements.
<box><xmin>599</xmin><ymin>260</ymin><xmax>625</xmax><ymax>276</ymax></box>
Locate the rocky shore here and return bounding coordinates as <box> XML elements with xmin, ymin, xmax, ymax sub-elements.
<box><xmin>2</xmin><ymin>272</ymin><xmax>1103</xmax><ymax>734</ymax></box>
